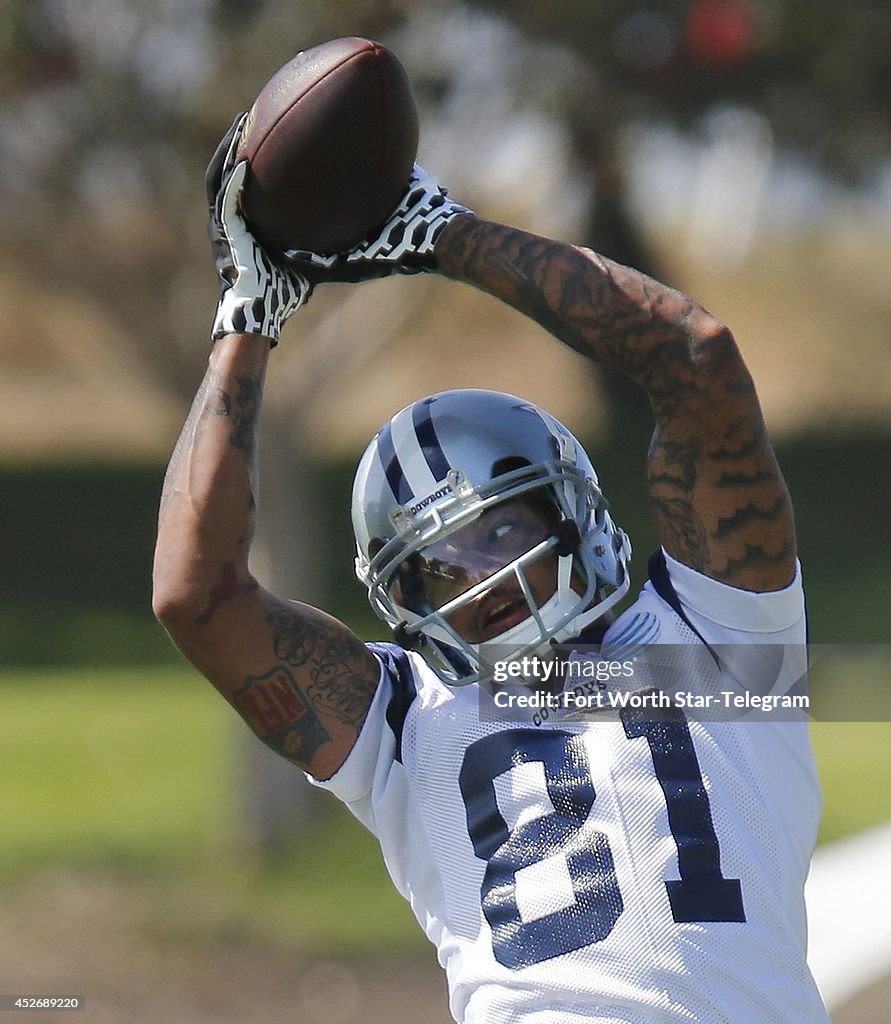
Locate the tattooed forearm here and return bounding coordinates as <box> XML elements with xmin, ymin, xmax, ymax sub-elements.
<box><xmin>234</xmin><ymin>665</ymin><xmax>331</xmax><ymax>766</ymax></box>
<box><xmin>160</xmin><ymin>372</ymin><xmax>223</xmax><ymax>511</ymax></box>
<box><xmin>712</xmin><ymin>539</ymin><xmax>796</xmax><ymax>584</ymax></box>
<box><xmin>207</xmin><ymin>384</ymin><xmax>231</xmax><ymax>418</ymax></box>
<box><xmin>715</xmin><ymin>469</ymin><xmax>778</xmax><ymax>488</ymax></box>
<box><xmin>154</xmin><ymin>336</ymin><xmax>375</xmax><ymax>778</ymax></box>
<box><xmin>649</xmin><ymin>495</ymin><xmax>709</xmax><ymax>573</ymax></box>
<box><xmin>711</xmin><ymin>496</ymin><xmax>791</xmax><ymax>543</ymax></box>
<box><xmin>648</xmin><ymin>436</ymin><xmax>703</xmax><ymax>491</ymax></box>
<box><xmin>265</xmin><ymin>600</ymin><xmax>378</xmax><ymax>728</ymax></box>
<box><xmin>437</xmin><ymin>218</ymin><xmax>713</xmax><ymax>385</ymax></box>
<box><xmin>437</xmin><ymin>216</ymin><xmax>797</xmax><ymax>588</ymax></box>
<box><xmin>182</xmin><ymin>372</ymin><xmax>262</xmax><ymax>458</ymax></box>
<box><xmin>230</xmin><ymin>375</ymin><xmax>261</xmax><ymax>454</ymax></box>
<box><xmin>648</xmin><ymin>434</ymin><xmax>709</xmax><ymax>571</ymax></box>
<box><xmin>159</xmin><ymin>367</ymin><xmax>262</xmax><ymax>516</ymax></box>
<box><xmin>649</xmin><ymin>406</ymin><xmax>794</xmax><ymax>586</ymax></box>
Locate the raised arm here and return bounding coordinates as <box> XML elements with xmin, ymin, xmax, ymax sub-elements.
<box><xmin>154</xmin><ymin>107</ymin><xmax>482</xmax><ymax>772</ymax></box>
<box><xmin>152</xmin><ymin>332</ymin><xmax>380</xmax><ymax>779</ymax></box>
<box><xmin>152</xmin><ymin>116</ymin><xmax>380</xmax><ymax>780</ymax></box>
<box><xmin>435</xmin><ymin>216</ymin><xmax>796</xmax><ymax>592</ymax></box>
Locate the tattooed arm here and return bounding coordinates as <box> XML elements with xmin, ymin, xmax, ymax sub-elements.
<box><xmin>152</xmin><ymin>333</ymin><xmax>380</xmax><ymax>779</ymax></box>
<box><xmin>436</xmin><ymin>217</ymin><xmax>796</xmax><ymax>591</ymax></box>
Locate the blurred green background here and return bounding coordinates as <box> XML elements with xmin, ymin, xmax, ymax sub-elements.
<box><xmin>2</xmin><ymin>1</ymin><xmax>890</xmax><ymax>1021</ymax></box>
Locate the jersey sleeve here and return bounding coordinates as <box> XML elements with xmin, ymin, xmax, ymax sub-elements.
<box><xmin>650</xmin><ymin>547</ymin><xmax>806</xmax><ymax>639</ymax></box>
<box><xmin>642</xmin><ymin>548</ymin><xmax>808</xmax><ymax>705</ymax></box>
<box><xmin>306</xmin><ymin>642</ymin><xmax>418</xmax><ymax>832</ymax></box>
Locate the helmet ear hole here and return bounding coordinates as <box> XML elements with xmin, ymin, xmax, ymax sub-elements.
<box><xmin>554</xmin><ymin>520</ymin><xmax>581</xmax><ymax>556</ymax></box>
<box><xmin>490</xmin><ymin>455</ymin><xmax>563</xmax><ymax>525</ymax></box>
<box><xmin>490</xmin><ymin>455</ymin><xmax>531</xmax><ymax>477</ymax></box>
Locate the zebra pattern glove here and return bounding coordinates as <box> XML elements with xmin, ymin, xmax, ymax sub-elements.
<box><xmin>283</xmin><ymin>164</ymin><xmax>471</xmax><ymax>283</ymax></box>
<box><xmin>207</xmin><ymin>114</ymin><xmax>311</xmax><ymax>344</ymax></box>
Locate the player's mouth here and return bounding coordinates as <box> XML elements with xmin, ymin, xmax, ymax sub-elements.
<box><xmin>478</xmin><ymin>592</ymin><xmax>530</xmax><ymax>640</ymax></box>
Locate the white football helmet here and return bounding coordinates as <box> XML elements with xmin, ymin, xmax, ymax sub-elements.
<box><xmin>352</xmin><ymin>389</ymin><xmax>631</xmax><ymax>686</ymax></box>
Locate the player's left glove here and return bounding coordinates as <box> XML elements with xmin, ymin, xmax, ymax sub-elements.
<box><xmin>206</xmin><ymin>113</ymin><xmax>312</xmax><ymax>344</ymax></box>
<box><xmin>283</xmin><ymin>164</ymin><xmax>471</xmax><ymax>283</ymax></box>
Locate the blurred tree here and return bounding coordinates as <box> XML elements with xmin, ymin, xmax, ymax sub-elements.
<box><xmin>470</xmin><ymin>0</ymin><xmax>891</xmax><ymax>184</ymax></box>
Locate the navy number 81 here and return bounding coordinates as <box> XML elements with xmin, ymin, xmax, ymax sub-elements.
<box><xmin>458</xmin><ymin>705</ymin><xmax>744</xmax><ymax>969</ymax></box>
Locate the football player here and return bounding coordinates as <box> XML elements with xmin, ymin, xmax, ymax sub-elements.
<box><xmin>153</xmin><ymin>116</ymin><xmax>831</xmax><ymax>1023</ymax></box>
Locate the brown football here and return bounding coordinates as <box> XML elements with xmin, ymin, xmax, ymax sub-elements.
<box><xmin>238</xmin><ymin>37</ymin><xmax>419</xmax><ymax>254</ymax></box>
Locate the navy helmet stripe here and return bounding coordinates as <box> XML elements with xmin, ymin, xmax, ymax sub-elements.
<box><xmin>412</xmin><ymin>398</ymin><xmax>450</xmax><ymax>482</ymax></box>
<box><xmin>377</xmin><ymin>423</ymin><xmax>414</xmax><ymax>504</ymax></box>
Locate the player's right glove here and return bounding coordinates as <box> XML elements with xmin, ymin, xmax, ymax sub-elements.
<box><xmin>206</xmin><ymin>113</ymin><xmax>312</xmax><ymax>344</ymax></box>
<box><xmin>283</xmin><ymin>164</ymin><xmax>472</xmax><ymax>283</ymax></box>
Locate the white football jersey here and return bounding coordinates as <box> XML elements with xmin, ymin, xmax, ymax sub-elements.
<box><xmin>312</xmin><ymin>550</ymin><xmax>830</xmax><ymax>1024</ymax></box>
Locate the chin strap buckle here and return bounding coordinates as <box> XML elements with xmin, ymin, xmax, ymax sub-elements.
<box><xmin>393</xmin><ymin>621</ymin><xmax>425</xmax><ymax>650</ymax></box>
<box><xmin>554</xmin><ymin>519</ymin><xmax>580</xmax><ymax>557</ymax></box>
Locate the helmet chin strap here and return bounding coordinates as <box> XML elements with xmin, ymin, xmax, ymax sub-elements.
<box><xmin>550</xmin><ymin>573</ymin><xmax>631</xmax><ymax>645</ymax></box>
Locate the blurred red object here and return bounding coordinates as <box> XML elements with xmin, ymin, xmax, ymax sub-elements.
<box><xmin>685</xmin><ymin>0</ymin><xmax>757</xmax><ymax>71</ymax></box>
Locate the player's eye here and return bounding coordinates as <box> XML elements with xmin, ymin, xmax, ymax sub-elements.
<box><xmin>489</xmin><ymin>521</ymin><xmax>515</xmax><ymax>544</ymax></box>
